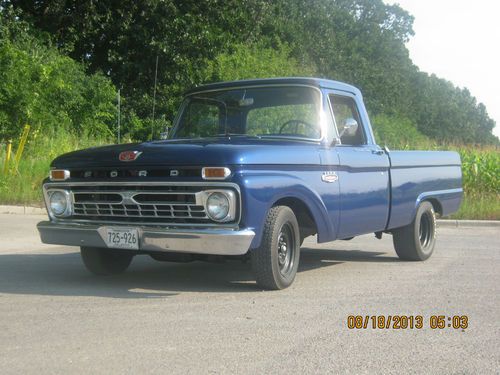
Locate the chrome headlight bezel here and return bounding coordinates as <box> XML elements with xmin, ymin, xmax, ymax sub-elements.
<box><xmin>46</xmin><ymin>189</ymin><xmax>72</xmax><ymax>218</ymax></box>
<box><xmin>199</xmin><ymin>189</ymin><xmax>237</xmax><ymax>223</ymax></box>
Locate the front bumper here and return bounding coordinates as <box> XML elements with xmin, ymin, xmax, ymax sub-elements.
<box><xmin>37</xmin><ymin>221</ymin><xmax>255</xmax><ymax>256</ymax></box>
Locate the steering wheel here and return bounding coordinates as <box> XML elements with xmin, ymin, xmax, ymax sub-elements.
<box><xmin>278</xmin><ymin>119</ymin><xmax>317</xmax><ymax>136</ymax></box>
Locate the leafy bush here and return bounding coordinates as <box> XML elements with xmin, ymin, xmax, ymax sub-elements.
<box><xmin>0</xmin><ymin>10</ymin><xmax>117</xmax><ymax>142</ymax></box>
<box><xmin>371</xmin><ymin>114</ymin><xmax>431</xmax><ymax>149</ymax></box>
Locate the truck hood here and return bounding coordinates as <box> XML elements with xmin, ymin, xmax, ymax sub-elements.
<box><xmin>51</xmin><ymin>137</ymin><xmax>322</xmax><ymax>168</ymax></box>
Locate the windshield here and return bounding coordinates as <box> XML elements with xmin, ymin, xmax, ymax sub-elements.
<box><xmin>171</xmin><ymin>86</ymin><xmax>322</xmax><ymax>140</ymax></box>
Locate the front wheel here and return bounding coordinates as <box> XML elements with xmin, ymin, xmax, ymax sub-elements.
<box><xmin>80</xmin><ymin>247</ymin><xmax>134</xmax><ymax>275</ymax></box>
<box><xmin>251</xmin><ymin>206</ymin><xmax>301</xmax><ymax>290</ymax></box>
<box><xmin>392</xmin><ymin>201</ymin><xmax>436</xmax><ymax>261</ymax></box>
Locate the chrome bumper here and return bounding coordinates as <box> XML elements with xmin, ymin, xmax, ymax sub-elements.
<box><xmin>37</xmin><ymin>221</ymin><xmax>255</xmax><ymax>256</ymax></box>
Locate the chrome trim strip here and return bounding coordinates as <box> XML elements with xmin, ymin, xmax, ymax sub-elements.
<box><xmin>37</xmin><ymin>221</ymin><xmax>255</xmax><ymax>256</ymax></box>
<box><xmin>416</xmin><ymin>188</ymin><xmax>464</xmax><ymax>207</ymax></box>
<box><xmin>49</xmin><ymin>218</ymin><xmax>235</xmax><ymax>228</ymax></box>
<box><xmin>43</xmin><ymin>181</ymin><xmax>241</xmax><ymax>188</ymax></box>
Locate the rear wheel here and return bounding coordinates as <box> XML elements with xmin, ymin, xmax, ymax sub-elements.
<box><xmin>251</xmin><ymin>206</ymin><xmax>300</xmax><ymax>290</ymax></box>
<box><xmin>80</xmin><ymin>247</ymin><xmax>133</xmax><ymax>275</ymax></box>
<box><xmin>392</xmin><ymin>201</ymin><xmax>436</xmax><ymax>261</ymax></box>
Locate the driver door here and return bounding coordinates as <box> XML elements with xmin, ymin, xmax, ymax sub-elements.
<box><xmin>327</xmin><ymin>92</ymin><xmax>390</xmax><ymax>238</ymax></box>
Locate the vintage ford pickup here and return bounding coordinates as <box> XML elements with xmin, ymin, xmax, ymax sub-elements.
<box><xmin>38</xmin><ymin>78</ymin><xmax>463</xmax><ymax>289</ymax></box>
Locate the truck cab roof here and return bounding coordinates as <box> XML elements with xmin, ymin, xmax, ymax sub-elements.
<box><xmin>184</xmin><ymin>77</ymin><xmax>362</xmax><ymax>97</ymax></box>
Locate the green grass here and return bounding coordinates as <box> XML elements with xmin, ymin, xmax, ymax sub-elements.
<box><xmin>447</xmin><ymin>193</ymin><xmax>500</xmax><ymax>220</ymax></box>
<box><xmin>0</xmin><ymin>151</ymin><xmax>49</xmax><ymax>205</ymax></box>
<box><xmin>0</xmin><ymin>130</ymin><xmax>108</xmax><ymax>205</ymax></box>
<box><xmin>1</xmin><ymin>134</ymin><xmax>499</xmax><ymax>220</ymax></box>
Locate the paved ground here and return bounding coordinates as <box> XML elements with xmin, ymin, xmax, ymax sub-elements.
<box><xmin>0</xmin><ymin>214</ymin><xmax>498</xmax><ymax>374</ymax></box>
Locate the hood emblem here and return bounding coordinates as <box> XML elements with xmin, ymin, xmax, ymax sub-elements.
<box><xmin>322</xmin><ymin>171</ymin><xmax>338</xmax><ymax>183</ymax></box>
<box><xmin>119</xmin><ymin>151</ymin><xmax>142</xmax><ymax>162</ymax></box>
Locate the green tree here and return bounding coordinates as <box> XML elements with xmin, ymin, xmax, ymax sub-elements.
<box><xmin>0</xmin><ymin>8</ymin><xmax>117</xmax><ymax>140</ymax></box>
<box><xmin>3</xmin><ymin>0</ymin><xmax>497</xmax><ymax>144</ymax></box>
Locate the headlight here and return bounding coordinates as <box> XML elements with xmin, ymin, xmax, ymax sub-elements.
<box><xmin>49</xmin><ymin>191</ymin><xmax>69</xmax><ymax>216</ymax></box>
<box><xmin>206</xmin><ymin>192</ymin><xmax>230</xmax><ymax>221</ymax></box>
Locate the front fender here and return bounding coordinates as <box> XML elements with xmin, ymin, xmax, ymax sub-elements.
<box><xmin>233</xmin><ymin>170</ymin><xmax>334</xmax><ymax>249</ymax></box>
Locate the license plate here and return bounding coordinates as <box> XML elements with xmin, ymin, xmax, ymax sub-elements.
<box><xmin>102</xmin><ymin>227</ymin><xmax>139</xmax><ymax>250</ymax></box>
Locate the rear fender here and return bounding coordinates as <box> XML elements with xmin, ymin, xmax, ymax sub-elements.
<box><xmin>414</xmin><ymin>189</ymin><xmax>463</xmax><ymax>219</ymax></box>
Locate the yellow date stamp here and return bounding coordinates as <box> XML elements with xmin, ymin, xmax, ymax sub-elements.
<box><xmin>346</xmin><ymin>315</ymin><xmax>468</xmax><ymax>330</ymax></box>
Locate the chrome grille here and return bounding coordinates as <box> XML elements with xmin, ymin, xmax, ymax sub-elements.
<box><xmin>43</xmin><ymin>182</ymin><xmax>240</xmax><ymax>226</ymax></box>
<box><xmin>73</xmin><ymin>202</ymin><xmax>207</xmax><ymax>220</ymax></box>
<box><xmin>71</xmin><ymin>189</ymin><xmax>208</xmax><ymax>222</ymax></box>
<box><xmin>66</xmin><ymin>184</ymin><xmax>221</xmax><ymax>224</ymax></box>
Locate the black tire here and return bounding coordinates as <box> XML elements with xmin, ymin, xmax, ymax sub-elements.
<box><xmin>251</xmin><ymin>206</ymin><xmax>301</xmax><ymax>290</ymax></box>
<box><xmin>80</xmin><ymin>247</ymin><xmax>133</xmax><ymax>275</ymax></box>
<box><xmin>392</xmin><ymin>201</ymin><xmax>436</xmax><ymax>261</ymax></box>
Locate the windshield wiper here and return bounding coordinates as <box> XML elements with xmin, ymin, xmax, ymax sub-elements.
<box><xmin>215</xmin><ymin>133</ymin><xmax>262</xmax><ymax>138</ymax></box>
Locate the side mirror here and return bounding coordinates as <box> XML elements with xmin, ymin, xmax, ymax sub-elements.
<box><xmin>339</xmin><ymin>117</ymin><xmax>358</xmax><ymax>138</ymax></box>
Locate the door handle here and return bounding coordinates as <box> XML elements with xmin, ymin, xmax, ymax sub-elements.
<box><xmin>371</xmin><ymin>149</ymin><xmax>384</xmax><ymax>155</ymax></box>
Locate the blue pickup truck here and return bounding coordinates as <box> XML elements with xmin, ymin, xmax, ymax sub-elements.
<box><xmin>38</xmin><ymin>78</ymin><xmax>463</xmax><ymax>289</ymax></box>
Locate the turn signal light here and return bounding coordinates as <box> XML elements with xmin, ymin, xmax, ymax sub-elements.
<box><xmin>201</xmin><ymin>167</ymin><xmax>231</xmax><ymax>180</ymax></box>
<box><xmin>50</xmin><ymin>169</ymin><xmax>70</xmax><ymax>181</ymax></box>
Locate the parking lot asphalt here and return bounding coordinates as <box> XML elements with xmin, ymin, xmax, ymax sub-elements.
<box><xmin>0</xmin><ymin>214</ymin><xmax>499</xmax><ymax>374</ymax></box>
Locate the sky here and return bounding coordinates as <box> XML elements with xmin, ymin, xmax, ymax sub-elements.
<box><xmin>383</xmin><ymin>0</ymin><xmax>500</xmax><ymax>138</ymax></box>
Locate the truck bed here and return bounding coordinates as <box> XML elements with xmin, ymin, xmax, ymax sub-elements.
<box><xmin>387</xmin><ymin>150</ymin><xmax>463</xmax><ymax>229</ymax></box>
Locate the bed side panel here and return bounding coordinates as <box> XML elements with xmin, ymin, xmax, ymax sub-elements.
<box><xmin>388</xmin><ymin>151</ymin><xmax>463</xmax><ymax>229</ymax></box>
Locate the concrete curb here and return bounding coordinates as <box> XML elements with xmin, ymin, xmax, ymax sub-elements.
<box><xmin>437</xmin><ymin>219</ymin><xmax>500</xmax><ymax>228</ymax></box>
<box><xmin>0</xmin><ymin>205</ymin><xmax>46</xmax><ymax>215</ymax></box>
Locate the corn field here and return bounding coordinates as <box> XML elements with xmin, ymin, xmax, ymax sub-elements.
<box><xmin>458</xmin><ymin>148</ymin><xmax>499</xmax><ymax>195</ymax></box>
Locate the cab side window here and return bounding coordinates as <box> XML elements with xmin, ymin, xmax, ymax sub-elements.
<box><xmin>329</xmin><ymin>95</ymin><xmax>365</xmax><ymax>145</ymax></box>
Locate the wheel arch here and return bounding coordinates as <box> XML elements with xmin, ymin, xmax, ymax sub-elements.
<box><xmin>422</xmin><ymin>198</ymin><xmax>443</xmax><ymax>217</ymax></box>
<box><xmin>265</xmin><ymin>188</ymin><xmax>334</xmax><ymax>242</ymax></box>
<box><xmin>273</xmin><ymin>197</ymin><xmax>319</xmax><ymax>242</ymax></box>
<box><xmin>415</xmin><ymin>191</ymin><xmax>446</xmax><ymax>219</ymax></box>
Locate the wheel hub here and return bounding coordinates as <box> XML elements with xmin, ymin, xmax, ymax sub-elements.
<box><xmin>278</xmin><ymin>234</ymin><xmax>288</xmax><ymax>265</ymax></box>
<box><xmin>277</xmin><ymin>223</ymin><xmax>295</xmax><ymax>276</ymax></box>
<box><xmin>419</xmin><ymin>212</ymin><xmax>433</xmax><ymax>250</ymax></box>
